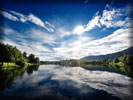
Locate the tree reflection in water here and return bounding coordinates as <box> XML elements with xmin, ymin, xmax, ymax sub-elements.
<box><xmin>0</xmin><ymin>65</ymin><xmax>132</xmax><ymax>100</ymax></box>
<box><xmin>0</xmin><ymin>65</ymin><xmax>39</xmax><ymax>91</ymax></box>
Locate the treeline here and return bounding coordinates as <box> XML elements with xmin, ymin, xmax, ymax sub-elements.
<box><xmin>103</xmin><ymin>54</ymin><xmax>133</xmax><ymax>77</ymax></box>
<box><xmin>41</xmin><ymin>54</ymin><xmax>133</xmax><ymax>77</ymax></box>
<box><xmin>0</xmin><ymin>42</ymin><xmax>40</xmax><ymax>67</ymax></box>
<box><xmin>41</xmin><ymin>59</ymin><xmax>105</xmax><ymax>67</ymax></box>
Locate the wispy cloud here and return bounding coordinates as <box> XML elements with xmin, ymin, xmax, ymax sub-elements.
<box><xmin>2</xmin><ymin>27</ymin><xmax>52</xmax><ymax>57</ymax></box>
<box><xmin>73</xmin><ymin>4</ymin><xmax>129</xmax><ymax>34</ymax></box>
<box><xmin>10</xmin><ymin>10</ymin><xmax>28</xmax><ymax>22</ymax></box>
<box><xmin>4</xmin><ymin>37</ymin><xmax>51</xmax><ymax>56</ymax></box>
<box><xmin>53</xmin><ymin>28</ymin><xmax>132</xmax><ymax>60</ymax></box>
<box><xmin>83</xmin><ymin>12</ymin><xmax>101</xmax><ymax>32</ymax></box>
<box><xmin>2</xmin><ymin>27</ymin><xmax>131</xmax><ymax>61</ymax></box>
<box><xmin>0</xmin><ymin>26</ymin><xmax>14</xmax><ymax>35</ymax></box>
<box><xmin>27</xmin><ymin>28</ymin><xmax>57</xmax><ymax>44</ymax></box>
<box><xmin>72</xmin><ymin>13</ymin><xmax>100</xmax><ymax>35</ymax></box>
<box><xmin>58</xmin><ymin>28</ymin><xmax>72</xmax><ymax>38</ymax></box>
<box><xmin>45</xmin><ymin>21</ymin><xmax>55</xmax><ymax>28</ymax></box>
<box><xmin>27</xmin><ymin>14</ymin><xmax>54</xmax><ymax>32</ymax></box>
<box><xmin>2</xmin><ymin>26</ymin><xmax>56</xmax><ymax>46</ymax></box>
<box><xmin>0</xmin><ymin>10</ymin><xmax>54</xmax><ymax>32</ymax></box>
<box><xmin>99</xmin><ymin>4</ymin><xmax>129</xmax><ymax>28</ymax></box>
<box><xmin>1</xmin><ymin>4</ymin><xmax>131</xmax><ymax>61</ymax></box>
<box><xmin>0</xmin><ymin>11</ymin><xmax>19</xmax><ymax>21</ymax></box>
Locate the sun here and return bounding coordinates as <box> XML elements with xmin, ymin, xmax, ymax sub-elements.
<box><xmin>73</xmin><ymin>25</ymin><xmax>84</xmax><ymax>35</ymax></box>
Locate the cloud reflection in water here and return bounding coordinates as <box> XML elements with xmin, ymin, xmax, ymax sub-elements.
<box><xmin>2</xmin><ymin>65</ymin><xmax>133</xmax><ymax>100</ymax></box>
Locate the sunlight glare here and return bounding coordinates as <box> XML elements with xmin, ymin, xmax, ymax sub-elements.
<box><xmin>73</xmin><ymin>25</ymin><xmax>84</xmax><ymax>35</ymax></box>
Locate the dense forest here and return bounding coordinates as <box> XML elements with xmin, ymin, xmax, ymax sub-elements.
<box><xmin>0</xmin><ymin>42</ymin><xmax>40</xmax><ymax>68</ymax></box>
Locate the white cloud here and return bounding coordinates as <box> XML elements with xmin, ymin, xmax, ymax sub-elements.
<box><xmin>2</xmin><ymin>27</ymin><xmax>131</xmax><ymax>61</ymax></box>
<box><xmin>3</xmin><ymin>37</ymin><xmax>51</xmax><ymax>56</ymax></box>
<box><xmin>27</xmin><ymin>14</ymin><xmax>53</xmax><ymax>32</ymax></box>
<box><xmin>58</xmin><ymin>28</ymin><xmax>72</xmax><ymax>38</ymax></box>
<box><xmin>73</xmin><ymin>4</ymin><xmax>129</xmax><ymax>34</ymax></box>
<box><xmin>3</xmin><ymin>37</ymin><xmax>18</xmax><ymax>46</ymax></box>
<box><xmin>1</xmin><ymin>10</ymin><xmax>54</xmax><ymax>32</ymax></box>
<box><xmin>28</xmin><ymin>14</ymin><xmax>43</xmax><ymax>26</ymax></box>
<box><xmin>2</xmin><ymin>27</ymin><xmax>52</xmax><ymax>58</ymax></box>
<box><xmin>0</xmin><ymin>11</ymin><xmax>19</xmax><ymax>21</ymax></box>
<box><xmin>31</xmin><ymin>27</ymin><xmax>132</xmax><ymax>61</ymax></box>
<box><xmin>0</xmin><ymin>27</ymin><xmax>14</xmax><ymax>35</ymax></box>
<box><xmin>84</xmin><ymin>14</ymin><xmax>101</xmax><ymax>31</ymax></box>
<box><xmin>27</xmin><ymin>28</ymin><xmax>57</xmax><ymax>44</ymax></box>
<box><xmin>1</xmin><ymin>4</ymin><xmax>131</xmax><ymax>61</ymax></box>
<box><xmin>53</xmin><ymin>28</ymin><xmax>132</xmax><ymax>60</ymax></box>
<box><xmin>73</xmin><ymin>13</ymin><xmax>100</xmax><ymax>35</ymax></box>
<box><xmin>10</xmin><ymin>10</ymin><xmax>28</xmax><ymax>23</ymax></box>
<box><xmin>100</xmin><ymin>5</ymin><xmax>129</xmax><ymax>28</ymax></box>
<box><xmin>30</xmin><ymin>42</ymin><xmax>51</xmax><ymax>52</ymax></box>
<box><xmin>45</xmin><ymin>21</ymin><xmax>55</xmax><ymax>28</ymax></box>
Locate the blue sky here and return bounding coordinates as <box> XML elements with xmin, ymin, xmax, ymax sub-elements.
<box><xmin>0</xmin><ymin>2</ymin><xmax>132</xmax><ymax>61</ymax></box>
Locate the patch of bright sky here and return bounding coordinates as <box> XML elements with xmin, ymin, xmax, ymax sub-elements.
<box><xmin>0</xmin><ymin>2</ymin><xmax>132</xmax><ymax>61</ymax></box>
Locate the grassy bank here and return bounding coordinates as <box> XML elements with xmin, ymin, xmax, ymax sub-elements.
<box><xmin>0</xmin><ymin>42</ymin><xmax>40</xmax><ymax>70</ymax></box>
<box><xmin>0</xmin><ymin>62</ymin><xmax>40</xmax><ymax>70</ymax></box>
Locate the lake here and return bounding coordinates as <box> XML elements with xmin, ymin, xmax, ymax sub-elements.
<box><xmin>0</xmin><ymin>65</ymin><xmax>132</xmax><ymax>100</ymax></box>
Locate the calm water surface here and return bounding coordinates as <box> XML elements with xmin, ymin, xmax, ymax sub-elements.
<box><xmin>0</xmin><ymin>65</ymin><xmax>132</xmax><ymax>100</ymax></box>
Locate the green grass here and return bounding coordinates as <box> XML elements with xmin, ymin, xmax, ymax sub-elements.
<box><xmin>0</xmin><ymin>62</ymin><xmax>19</xmax><ymax>70</ymax></box>
<box><xmin>0</xmin><ymin>62</ymin><xmax>39</xmax><ymax>70</ymax></box>
<box><xmin>0</xmin><ymin>62</ymin><xmax>18</xmax><ymax>67</ymax></box>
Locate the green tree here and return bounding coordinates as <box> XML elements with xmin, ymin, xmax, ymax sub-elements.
<box><xmin>28</xmin><ymin>54</ymin><xmax>35</xmax><ymax>63</ymax></box>
<box><xmin>12</xmin><ymin>47</ymin><xmax>20</xmax><ymax>62</ymax></box>
<box><xmin>23</xmin><ymin>52</ymin><xmax>27</xmax><ymax>58</ymax></box>
<box><xmin>0</xmin><ymin>42</ymin><xmax>14</xmax><ymax>65</ymax></box>
<box><xmin>34</xmin><ymin>57</ymin><xmax>40</xmax><ymax>64</ymax></box>
<box><xmin>0</xmin><ymin>42</ymin><xmax>6</xmax><ymax>65</ymax></box>
<box><xmin>6</xmin><ymin>46</ymin><xmax>15</xmax><ymax>63</ymax></box>
<box><xmin>0</xmin><ymin>42</ymin><xmax>40</xmax><ymax>67</ymax></box>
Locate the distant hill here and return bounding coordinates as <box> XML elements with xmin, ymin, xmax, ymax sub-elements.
<box><xmin>81</xmin><ymin>47</ymin><xmax>133</xmax><ymax>60</ymax></box>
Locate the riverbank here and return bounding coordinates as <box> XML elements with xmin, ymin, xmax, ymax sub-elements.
<box><xmin>0</xmin><ymin>42</ymin><xmax>40</xmax><ymax>70</ymax></box>
<box><xmin>0</xmin><ymin>62</ymin><xmax>40</xmax><ymax>70</ymax></box>
<box><xmin>40</xmin><ymin>54</ymin><xmax>133</xmax><ymax>78</ymax></box>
